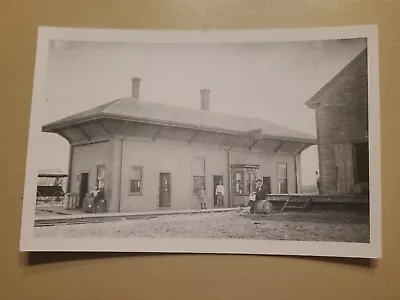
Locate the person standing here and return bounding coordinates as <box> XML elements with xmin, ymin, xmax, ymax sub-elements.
<box><xmin>316</xmin><ymin>171</ymin><xmax>321</xmax><ymax>194</ymax></box>
<box><xmin>94</xmin><ymin>185</ymin><xmax>105</xmax><ymax>213</ymax></box>
<box><xmin>198</xmin><ymin>185</ymin><xmax>206</xmax><ymax>209</ymax></box>
<box><xmin>250</xmin><ymin>179</ymin><xmax>268</xmax><ymax>214</ymax></box>
<box><xmin>53</xmin><ymin>177</ymin><xmax>62</xmax><ymax>187</ymax></box>
<box><xmin>215</xmin><ymin>180</ymin><xmax>225</xmax><ymax>207</ymax></box>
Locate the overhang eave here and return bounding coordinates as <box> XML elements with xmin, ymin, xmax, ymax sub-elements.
<box><xmin>41</xmin><ymin>116</ymin><xmax>316</xmax><ymax>152</ymax></box>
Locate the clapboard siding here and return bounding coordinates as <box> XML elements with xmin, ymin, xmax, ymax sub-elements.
<box><xmin>70</xmin><ymin>141</ymin><xmax>112</xmax><ymax>198</ymax></box>
<box><xmin>311</xmin><ymin>50</ymin><xmax>368</xmax><ymax>195</ymax></box>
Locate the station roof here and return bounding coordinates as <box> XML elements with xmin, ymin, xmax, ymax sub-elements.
<box><xmin>43</xmin><ymin>97</ymin><xmax>316</xmax><ymax>144</ymax></box>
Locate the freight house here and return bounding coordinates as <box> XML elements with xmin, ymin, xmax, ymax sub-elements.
<box><xmin>305</xmin><ymin>48</ymin><xmax>369</xmax><ymax>196</ymax></box>
<box><xmin>42</xmin><ymin>78</ymin><xmax>316</xmax><ymax>213</ymax></box>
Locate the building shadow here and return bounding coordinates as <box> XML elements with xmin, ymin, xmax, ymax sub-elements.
<box><xmin>26</xmin><ymin>251</ymin><xmax>157</xmax><ymax>266</ymax></box>
<box><xmin>25</xmin><ymin>251</ymin><xmax>375</xmax><ymax>268</ymax></box>
<box><xmin>283</xmin><ymin>254</ymin><xmax>376</xmax><ymax>268</ymax></box>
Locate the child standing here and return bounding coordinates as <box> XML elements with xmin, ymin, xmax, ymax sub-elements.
<box><xmin>198</xmin><ymin>186</ymin><xmax>206</xmax><ymax>209</ymax></box>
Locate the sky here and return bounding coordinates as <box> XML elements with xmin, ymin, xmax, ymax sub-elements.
<box><xmin>40</xmin><ymin>37</ymin><xmax>367</xmax><ymax>185</ymax></box>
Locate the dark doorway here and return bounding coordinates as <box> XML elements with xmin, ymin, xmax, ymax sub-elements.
<box><xmin>78</xmin><ymin>173</ymin><xmax>89</xmax><ymax>208</ymax></box>
<box><xmin>213</xmin><ymin>175</ymin><xmax>223</xmax><ymax>207</ymax></box>
<box><xmin>335</xmin><ymin>144</ymin><xmax>354</xmax><ymax>194</ymax></box>
<box><xmin>159</xmin><ymin>173</ymin><xmax>171</xmax><ymax>208</ymax></box>
<box><xmin>263</xmin><ymin>177</ymin><xmax>272</xmax><ymax>194</ymax></box>
<box><xmin>354</xmin><ymin>142</ymin><xmax>369</xmax><ymax>183</ymax></box>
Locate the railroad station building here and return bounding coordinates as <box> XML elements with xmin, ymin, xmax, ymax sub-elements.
<box><xmin>42</xmin><ymin>78</ymin><xmax>316</xmax><ymax>213</ymax></box>
<box><xmin>305</xmin><ymin>48</ymin><xmax>369</xmax><ymax>196</ymax></box>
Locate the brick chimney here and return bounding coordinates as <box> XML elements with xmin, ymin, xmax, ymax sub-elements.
<box><xmin>131</xmin><ymin>77</ymin><xmax>141</xmax><ymax>99</ymax></box>
<box><xmin>200</xmin><ymin>89</ymin><xmax>210</xmax><ymax>110</ymax></box>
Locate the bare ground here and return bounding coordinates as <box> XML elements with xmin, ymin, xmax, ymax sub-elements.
<box><xmin>34</xmin><ymin>210</ymin><xmax>370</xmax><ymax>243</ymax></box>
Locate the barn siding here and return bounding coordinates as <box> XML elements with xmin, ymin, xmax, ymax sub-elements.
<box><xmin>314</xmin><ymin>50</ymin><xmax>368</xmax><ymax>195</ymax></box>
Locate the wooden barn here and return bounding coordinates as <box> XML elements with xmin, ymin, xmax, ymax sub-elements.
<box><xmin>42</xmin><ymin>78</ymin><xmax>316</xmax><ymax>213</ymax></box>
<box><xmin>305</xmin><ymin>48</ymin><xmax>369</xmax><ymax>196</ymax></box>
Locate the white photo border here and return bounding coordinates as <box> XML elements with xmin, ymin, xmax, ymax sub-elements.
<box><xmin>19</xmin><ymin>24</ymin><xmax>381</xmax><ymax>259</ymax></box>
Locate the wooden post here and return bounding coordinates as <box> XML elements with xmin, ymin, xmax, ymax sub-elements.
<box><xmin>67</xmin><ymin>145</ymin><xmax>74</xmax><ymax>193</ymax></box>
<box><xmin>109</xmin><ymin>137</ymin><xmax>124</xmax><ymax>213</ymax></box>
<box><xmin>227</xmin><ymin>147</ymin><xmax>232</xmax><ymax>208</ymax></box>
<box><xmin>295</xmin><ymin>153</ymin><xmax>302</xmax><ymax>194</ymax></box>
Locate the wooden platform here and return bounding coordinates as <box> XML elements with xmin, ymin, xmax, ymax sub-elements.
<box><xmin>265</xmin><ymin>193</ymin><xmax>369</xmax><ymax>213</ymax></box>
<box><xmin>265</xmin><ymin>194</ymin><xmax>369</xmax><ymax>204</ymax></box>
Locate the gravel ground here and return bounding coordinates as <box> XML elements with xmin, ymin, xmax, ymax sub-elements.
<box><xmin>34</xmin><ymin>210</ymin><xmax>370</xmax><ymax>243</ymax></box>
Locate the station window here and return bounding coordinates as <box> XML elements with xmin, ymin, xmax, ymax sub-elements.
<box><xmin>129</xmin><ymin>166</ymin><xmax>143</xmax><ymax>195</ymax></box>
<box><xmin>230</xmin><ymin>164</ymin><xmax>259</xmax><ymax>196</ymax></box>
<box><xmin>193</xmin><ymin>157</ymin><xmax>206</xmax><ymax>193</ymax></box>
<box><xmin>96</xmin><ymin>165</ymin><xmax>106</xmax><ymax>189</ymax></box>
<box><xmin>233</xmin><ymin>171</ymin><xmax>244</xmax><ymax>194</ymax></box>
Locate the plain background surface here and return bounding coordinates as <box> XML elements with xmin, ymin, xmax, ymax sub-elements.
<box><xmin>0</xmin><ymin>1</ymin><xmax>399</xmax><ymax>299</ymax></box>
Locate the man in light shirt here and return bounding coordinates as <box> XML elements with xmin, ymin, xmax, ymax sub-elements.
<box><xmin>215</xmin><ymin>180</ymin><xmax>225</xmax><ymax>207</ymax></box>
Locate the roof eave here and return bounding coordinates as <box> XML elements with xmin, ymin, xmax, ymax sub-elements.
<box><xmin>42</xmin><ymin>115</ymin><xmax>105</xmax><ymax>132</ymax></box>
<box><xmin>305</xmin><ymin>98</ymin><xmax>321</xmax><ymax>109</ymax></box>
<box><xmin>41</xmin><ymin>113</ymin><xmax>317</xmax><ymax>145</ymax></box>
<box><xmin>264</xmin><ymin>136</ymin><xmax>316</xmax><ymax>145</ymax></box>
<box><xmin>104</xmin><ymin>114</ymin><xmax>317</xmax><ymax>144</ymax></box>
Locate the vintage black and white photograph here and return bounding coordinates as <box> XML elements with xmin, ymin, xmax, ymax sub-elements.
<box><xmin>20</xmin><ymin>25</ymin><xmax>381</xmax><ymax>258</ymax></box>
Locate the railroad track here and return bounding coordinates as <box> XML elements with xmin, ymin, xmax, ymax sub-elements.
<box><xmin>34</xmin><ymin>215</ymin><xmax>157</xmax><ymax>227</ymax></box>
<box><xmin>34</xmin><ymin>208</ymin><xmax>239</xmax><ymax>227</ymax></box>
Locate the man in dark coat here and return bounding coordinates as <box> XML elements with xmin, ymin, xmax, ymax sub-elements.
<box><xmin>250</xmin><ymin>179</ymin><xmax>268</xmax><ymax>214</ymax></box>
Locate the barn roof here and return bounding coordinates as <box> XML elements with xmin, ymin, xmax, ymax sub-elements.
<box><xmin>43</xmin><ymin>97</ymin><xmax>316</xmax><ymax>143</ymax></box>
<box><xmin>305</xmin><ymin>48</ymin><xmax>367</xmax><ymax>109</ymax></box>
